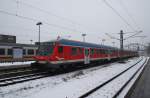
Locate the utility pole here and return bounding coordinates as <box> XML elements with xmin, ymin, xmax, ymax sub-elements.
<box><xmin>120</xmin><ymin>30</ymin><xmax>124</xmax><ymax>51</ymax></box>
<box><xmin>137</xmin><ymin>43</ymin><xmax>140</xmax><ymax>51</ymax></box>
<box><xmin>36</xmin><ymin>22</ymin><xmax>42</xmax><ymax>48</ymax></box>
<box><xmin>105</xmin><ymin>30</ymin><xmax>143</xmax><ymax>51</ymax></box>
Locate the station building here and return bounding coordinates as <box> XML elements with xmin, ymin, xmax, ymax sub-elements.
<box><xmin>0</xmin><ymin>34</ymin><xmax>38</xmax><ymax>62</ymax></box>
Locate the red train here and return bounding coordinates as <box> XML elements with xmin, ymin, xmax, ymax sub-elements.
<box><xmin>33</xmin><ymin>39</ymin><xmax>138</xmax><ymax>68</ymax></box>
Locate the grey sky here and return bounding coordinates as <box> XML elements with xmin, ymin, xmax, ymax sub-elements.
<box><xmin>0</xmin><ymin>0</ymin><xmax>149</xmax><ymax>48</ymax></box>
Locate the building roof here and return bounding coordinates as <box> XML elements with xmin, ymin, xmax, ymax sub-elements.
<box><xmin>0</xmin><ymin>34</ymin><xmax>16</xmax><ymax>43</ymax></box>
<box><xmin>0</xmin><ymin>43</ymin><xmax>38</xmax><ymax>48</ymax></box>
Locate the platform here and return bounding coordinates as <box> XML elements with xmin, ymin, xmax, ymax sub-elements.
<box><xmin>127</xmin><ymin>58</ymin><xmax>150</xmax><ymax>98</ymax></box>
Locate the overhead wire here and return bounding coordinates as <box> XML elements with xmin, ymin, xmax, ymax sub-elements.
<box><xmin>100</xmin><ymin>0</ymin><xmax>137</xmax><ymax>32</ymax></box>
<box><xmin>118</xmin><ymin>0</ymin><xmax>141</xmax><ymax>30</ymax></box>
<box><xmin>10</xmin><ymin>0</ymin><xmax>89</xmax><ymax>31</ymax></box>
<box><xmin>1</xmin><ymin>0</ymin><xmax>140</xmax><ymax>38</ymax></box>
<box><xmin>124</xmin><ymin>31</ymin><xmax>142</xmax><ymax>40</ymax></box>
<box><xmin>0</xmin><ymin>9</ymin><xmax>81</xmax><ymax>32</ymax></box>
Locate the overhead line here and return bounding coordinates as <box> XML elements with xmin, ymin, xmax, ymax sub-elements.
<box><xmin>105</xmin><ymin>33</ymin><xmax>120</xmax><ymax>40</ymax></box>
<box><xmin>119</xmin><ymin>0</ymin><xmax>141</xmax><ymax>30</ymax></box>
<box><xmin>124</xmin><ymin>31</ymin><xmax>142</xmax><ymax>40</ymax></box>
<box><xmin>19</xmin><ymin>1</ymin><xmax>77</xmax><ymax>24</ymax></box>
<box><xmin>10</xmin><ymin>0</ymin><xmax>88</xmax><ymax>30</ymax></box>
<box><xmin>101</xmin><ymin>0</ymin><xmax>136</xmax><ymax>31</ymax></box>
<box><xmin>0</xmin><ymin>9</ymin><xmax>80</xmax><ymax>32</ymax></box>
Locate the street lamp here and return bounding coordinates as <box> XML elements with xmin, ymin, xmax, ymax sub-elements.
<box><xmin>112</xmin><ymin>41</ymin><xmax>115</xmax><ymax>47</ymax></box>
<box><xmin>102</xmin><ymin>39</ymin><xmax>106</xmax><ymax>45</ymax></box>
<box><xmin>30</xmin><ymin>39</ymin><xmax>33</xmax><ymax>44</ymax></box>
<box><xmin>82</xmin><ymin>33</ymin><xmax>86</xmax><ymax>42</ymax></box>
<box><xmin>36</xmin><ymin>22</ymin><xmax>42</xmax><ymax>47</ymax></box>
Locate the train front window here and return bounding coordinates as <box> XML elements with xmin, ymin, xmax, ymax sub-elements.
<box><xmin>38</xmin><ymin>42</ymin><xmax>54</xmax><ymax>56</ymax></box>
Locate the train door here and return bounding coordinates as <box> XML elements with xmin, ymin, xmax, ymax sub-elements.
<box><xmin>13</xmin><ymin>47</ymin><xmax>23</xmax><ymax>59</ymax></box>
<box><xmin>57</xmin><ymin>46</ymin><xmax>65</xmax><ymax>60</ymax></box>
<box><xmin>84</xmin><ymin>48</ymin><xmax>90</xmax><ymax>64</ymax></box>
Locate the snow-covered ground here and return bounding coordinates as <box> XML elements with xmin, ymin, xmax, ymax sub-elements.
<box><xmin>0</xmin><ymin>61</ymin><xmax>35</xmax><ymax>67</ymax></box>
<box><xmin>0</xmin><ymin>57</ymin><xmax>147</xmax><ymax>98</ymax></box>
<box><xmin>117</xmin><ymin>57</ymin><xmax>149</xmax><ymax>98</ymax></box>
<box><xmin>87</xmin><ymin>57</ymin><xmax>148</xmax><ymax>98</ymax></box>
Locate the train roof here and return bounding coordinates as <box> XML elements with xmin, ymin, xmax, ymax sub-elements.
<box><xmin>48</xmin><ymin>39</ymin><xmax>118</xmax><ymax>50</ymax></box>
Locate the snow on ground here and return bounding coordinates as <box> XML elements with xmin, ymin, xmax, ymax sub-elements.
<box><xmin>0</xmin><ymin>61</ymin><xmax>35</xmax><ymax>67</ymax></box>
<box><xmin>0</xmin><ymin>57</ymin><xmax>145</xmax><ymax>98</ymax></box>
<box><xmin>87</xmin><ymin>57</ymin><xmax>148</xmax><ymax>98</ymax></box>
<box><xmin>117</xmin><ymin>57</ymin><xmax>149</xmax><ymax>98</ymax></box>
<box><xmin>30</xmin><ymin>57</ymin><xmax>143</xmax><ymax>98</ymax></box>
<box><xmin>0</xmin><ymin>60</ymin><xmax>118</xmax><ymax>98</ymax></box>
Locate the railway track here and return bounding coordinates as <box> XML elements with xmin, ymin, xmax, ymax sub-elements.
<box><xmin>0</xmin><ymin>57</ymin><xmax>139</xmax><ymax>88</ymax></box>
<box><xmin>0</xmin><ymin>61</ymin><xmax>114</xmax><ymax>87</ymax></box>
<box><xmin>0</xmin><ymin>66</ymin><xmax>52</xmax><ymax>87</ymax></box>
<box><xmin>0</xmin><ymin>71</ymin><xmax>50</xmax><ymax>87</ymax></box>
<box><xmin>79</xmin><ymin>57</ymin><xmax>148</xmax><ymax>98</ymax></box>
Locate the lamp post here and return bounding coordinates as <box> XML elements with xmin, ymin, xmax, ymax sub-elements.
<box><xmin>82</xmin><ymin>33</ymin><xmax>86</xmax><ymax>42</ymax></box>
<box><xmin>112</xmin><ymin>41</ymin><xmax>115</xmax><ymax>47</ymax></box>
<box><xmin>36</xmin><ymin>22</ymin><xmax>42</xmax><ymax>48</ymax></box>
<box><xmin>30</xmin><ymin>39</ymin><xmax>33</xmax><ymax>44</ymax></box>
<box><xmin>102</xmin><ymin>39</ymin><xmax>106</xmax><ymax>45</ymax></box>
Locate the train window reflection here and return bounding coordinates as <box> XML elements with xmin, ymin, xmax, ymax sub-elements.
<box><xmin>38</xmin><ymin>43</ymin><xmax>54</xmax><ymax>56</ymax></box>
<box><xmin>0</xmin><ymin>48</ymin><xmax>5</xmax><ymax>55</ymax></box>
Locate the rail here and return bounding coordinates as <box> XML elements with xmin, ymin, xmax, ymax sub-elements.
<box><xmin>79</xmin><ymin>57</ymin><xmax>147</xmax><ymax>98</ymax></box>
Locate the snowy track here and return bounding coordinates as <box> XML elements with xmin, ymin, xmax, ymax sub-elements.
<box><xmin>0</xmin><ymin>71</ymin><xmax>50</xmax><ymax>87</ymax></box>
<box><xmin>84</xmin><ymin>57</ymin><xmax>148</xmax><ymax>98</ymax></box>
<box><xmin>0</xmin><ymin>57</ymin><xmax>148</xmax><ymax>98</ymax></box>
<box><xmin>0</xmin><ymin>66</ymin><xmax>50</xmax><ymax>87</ymax></box>
<box><xmin>31</xmin><ymin>57</ymin><xmax>147</xmax><ymax>98</ymax></box>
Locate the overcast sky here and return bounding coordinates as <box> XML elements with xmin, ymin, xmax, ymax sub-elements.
<box><xmin>0</xmin><ymin>0</ymin><xmax>149</xmax><ymax>48</ymax></box>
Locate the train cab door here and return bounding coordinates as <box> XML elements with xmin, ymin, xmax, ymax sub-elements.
<box><xmin>84</xmin><ymin>48</ymin><xmax>90</xmax><ymax>64</ymax></box>
<box><xmin>57</xmin><ymin>46</ymin><xmax>65</xmax><ymax>60</ymax></box>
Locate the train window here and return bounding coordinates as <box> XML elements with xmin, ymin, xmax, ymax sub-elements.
<box><xmin>78</xmin><ymin>48</ymin><xmax>83</xmax><ymax>54</ymax></box>
<box><xmin>98</xmin><ymin>49</ymin><xmax>100</xmax><ymax>54</ymax></box>
<box><xmin>101</xmin><ymin>49</ymin><xmax>105</xmax><ymax>54</ymax></box>
<box><xmin>91</xmin><ymin>49</ymin><xmax>94</xmax><ymax>55</ymax></box>
<box><xmin>72</xmin><ymin>48</ymin><xmax>77</xmax><ymax>55</ymax></box>
<box><xmin>96</xmin><ymin>49</ymin><xmax>99</xmax><ymax>54</ymax></box>
<box><xmin>104</xmin><ymin>50</ymin><xmax>107</xmax><ymax>54</ymax></box>
<box><xmin>38</xmin><ymin>44</ymin><xmax>54</xmax><ymax>56</ymax></box>
<box><xmin>8</xmin><ymin>49</ymin><xmax>12</xmax><ymax>55</ymax></box>
<box><xmin>58</xmin><ymin>46</ymin><xmax>63</xmax><ymax>53</ymax></box>
<box><xmin>106</xmin><ymin>49</ymin><xmax>109</xmax><ymax>54</ymax></box>
<box><xmin>109</xmin><ymin>50</ymin><xmax>113</xmax><ymax>54</ymax></box>
<box><xmin>23</xmin><ymin>49</ymin><xmax>26</xmax><ymax>55</ymax></box>
<box><xmin>0</xmin><ymin>48</ymin><xmax>5</xmax><ymax>55</ymax></box>
<box><xmin>27</xmin><ymin>49</ymin><xmax>34</xmax><ymax>55</ymax></box>
<box><xmin>35</xmin><ymin>49</ymin><xmax>38</xmax><ymax>55</ymax></box>
<box><xmin>108</xmin><ymin>49</ymin><xmax>112</xmax><ymax>54</ymax></box>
